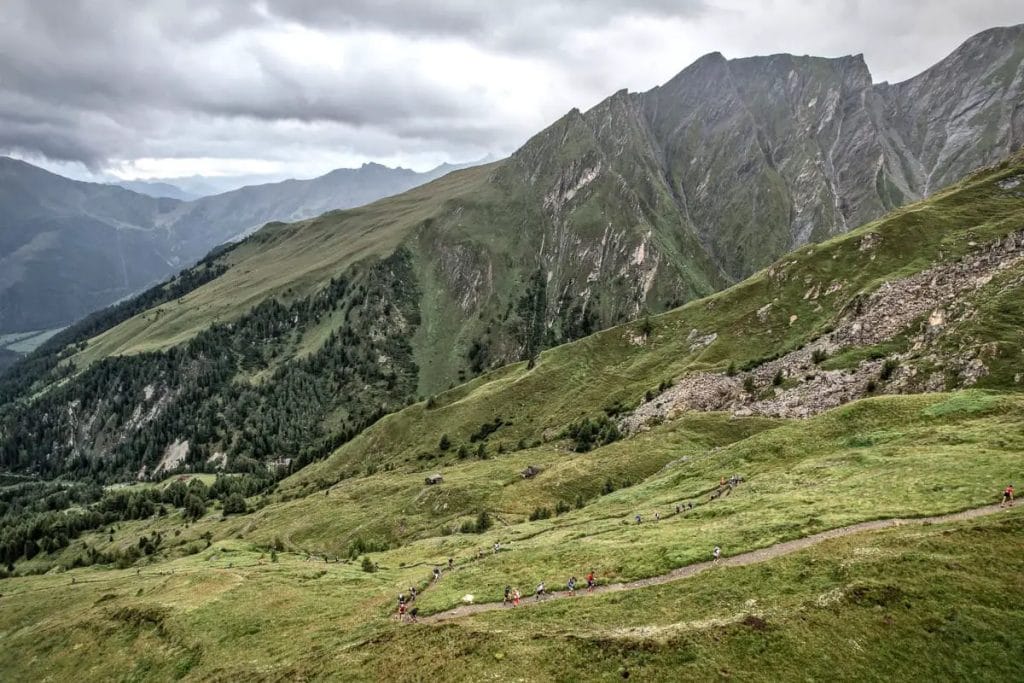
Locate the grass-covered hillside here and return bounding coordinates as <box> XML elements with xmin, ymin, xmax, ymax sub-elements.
<box><xmin>0</xmin><ymin>152</ymin><xmax>1022</xmax><ymax>680</ymax></box>
<box><xmin>0</xmin><ymin>390</ymin><xmax>1021</xmax><ymax>680</ymax></box>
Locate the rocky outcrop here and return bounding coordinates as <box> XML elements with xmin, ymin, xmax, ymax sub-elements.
<box><xmin>623</xmin><ymin>229</ymin><xmax>1024</xmax><ymax>427</ymax></box>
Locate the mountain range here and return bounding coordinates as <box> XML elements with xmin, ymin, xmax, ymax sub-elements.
<box><xmin>2</xmin><ymin>110</ymin><xmax>1024</xmax><ymax>683</ymax></box>
<box><xmin>0</xmin><ymin>24</ymin><xmax>1022</xmax><ymax>481</ymax></box>
<box><xmin>0</xmin><ymin>157</ymin><xmax>476</xmax><ymax>342</ymax></box>
<box><xmin>113</xmin><ymin>180</ymin><xmax>200</xmax><ymax>202</ymax></box>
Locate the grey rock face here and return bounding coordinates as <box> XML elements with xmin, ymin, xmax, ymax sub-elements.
<box><xmin>398</xmin><ymin>25</ymin><xmax>1024</xmax><ymax>385</ymax></box>
<box><xmin>622</xmin><ymin>227</ymin><xmax>1024</xmax><ymax>427</ymax></box>
<box><xmin>533</xmin><ymin>25</ymin><xmax>1024</xmax><ymax>283</ymax></box>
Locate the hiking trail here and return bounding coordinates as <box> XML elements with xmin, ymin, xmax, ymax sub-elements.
<box><xmin>422</xmin><ymin>504</ymin><xmax>1008</xmax><ymax>623</ymax></box>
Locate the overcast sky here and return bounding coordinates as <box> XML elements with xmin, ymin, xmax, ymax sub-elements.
<box><xmin>1</xmin><ymin>1</ymin><xmax>1021</xmax><ymax>185</ymax></box>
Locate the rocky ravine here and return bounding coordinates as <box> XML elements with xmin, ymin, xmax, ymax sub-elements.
<box><xmin>624</xmin><ymin>227</ymin><xmax>1024</xmax><ymax>429</ymax></box>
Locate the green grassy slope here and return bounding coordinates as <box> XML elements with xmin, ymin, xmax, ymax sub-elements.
<box><xmin>284</xmin><ymin>152</ymin><xmax>1024</xmax><ymax>495</ymax></box>
<box><xmin>77</xmin><ymin>165</ymin><xmax>498</xmax><ymax>366</ymax></box>
<box><xmin>1</xmin><ymin>451</ymin><xmax>1020</xmax><ymax>680</ymax></box>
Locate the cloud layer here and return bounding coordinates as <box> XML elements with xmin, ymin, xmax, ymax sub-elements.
<box><xmin>1</xmin><ymin>1</ymin><xmax>1020</xmax><ymax>182</ymax></box>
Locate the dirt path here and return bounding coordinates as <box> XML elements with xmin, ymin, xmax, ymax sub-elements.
<box><xmin>422</xmin><ymin>504</ymin><xmax>1008</xmax><ymax>623</ymax></box>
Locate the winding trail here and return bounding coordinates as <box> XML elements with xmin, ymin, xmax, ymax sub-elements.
<box><xmin>423</xmin><ymin>504</ymin><xmax>1008</xmax><ymax>623</ymax></box>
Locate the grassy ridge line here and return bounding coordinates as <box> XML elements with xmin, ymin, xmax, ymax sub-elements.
<box><xmin>74</xmin><ymin>164</ymin><xmax>499</xmax><ymax>365</ymax></box>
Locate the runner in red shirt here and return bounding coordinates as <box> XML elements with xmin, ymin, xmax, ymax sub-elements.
<box><xmin>1001</xmin><ymin>484</ymin><xmax>1015</xmax><ymax>507</ymax></box>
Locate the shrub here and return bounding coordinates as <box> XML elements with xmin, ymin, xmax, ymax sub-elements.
<box><xmin>603</xmin><ymin>401</ymin><xmax>630</xmax><ymax>417</ymax></box>
<box><xmin>529</xmin><ymin>507</ymin><xmax>552</xmax><ymax>521</ymax></box>
<box><xmin>183</xmin><ymin>494</ymin><xmax>206</xmax><ymax>521</ymax></box>
<box><xmin>879</xmin><ymin>358</ymin><xmax>899</xmax><ymax>381</ymax></box>
<box><xmin>222</xmin><ymin>493</ymin><xmax>247</xmax><ymax>515</ymax></box>
<box><xmin>555</xmin><ymin>500</ymin><xmax>571</xmax><ymax>515</ymax></box>
<box><xmin>563</xmin><ymin>415</ymin><xmax>621</xmax><ymax>452</ymax></box>
<box><xmin>456</xmin><ymin>445</ymin><xmax>470</xmax><ymax>459</ymax></box>
<box><xmin>726</xmin><ymin>361</ymin><xmax>738</xmax><ymax>377</ymax></box>
<box><xmin>772</xmin><ymin>369</ymin><xmax>784</xmax><ymax>386</ymax></box>
<box><xmin>361</xmin><ymin>556</ymin><xmax>376</xmax><ymax>573</ymax></box>
<box><xmin>458</xmin><ymin>510</ymin><xmax>492</xmax><ymax>534</ymax></box>
<box><xmin>438</xmin><ymin>434</ymin><xmax>451</xmax><ymax>451</ymax></box>
<box><xmin>742</xmin><ymin>376</ymin><xmax>757</xmax><ymax>394</ymax></box>
<box><xmin>470</xmin><ymin>417</ymin><xmax>505</xmax><ymax>442</ymax></box>
<box><xmin>811</xmin><ymin>349</ymin><xmax>828</xmax><ymax>364</ymax></box>
<box><xmin>475</xmin><ymin>509</ymin><xmax>492</xmax><ymax>532</ymax></box>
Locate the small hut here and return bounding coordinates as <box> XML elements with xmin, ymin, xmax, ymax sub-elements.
<box><xmin>425</xmin><ymin>473</ymin><xmax>444</xmax><ymax>485</ymax></box>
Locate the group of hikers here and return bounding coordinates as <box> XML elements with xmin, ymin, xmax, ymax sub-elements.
<box><xmin>635</xmin><ymin>501</ymin><xmax>695</xmax><ymax>525</ymax></box>
<box><xmin>395</xmin><ymin>586</ymin><xmax>420</xmax><ymax>622</ymax></box>
<box><xmin>502</xmin><ymin>570</ymin><xmax>598</xmax><ymax>607</ymax></box>
<box><xmin>395</xmin><ymin>476</ymin><xmax>1024</xmax><ymax>623</ymax></box>
<box><xmin>403</xmin><ymin>477</ymin><xmax>738</xmax><ymax>620</ymax></box>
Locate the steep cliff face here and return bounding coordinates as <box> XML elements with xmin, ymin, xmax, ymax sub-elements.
<box><xmin>466</xmin><ymin>25</ymin><xmax>1024</xmax><ymax>293</ymax></box>
<box><xmin>639</xmin><ymin>52</ymin><xmax>883</xmax><ymax>277</ymax></box>
<box><xmin>880</xmin><ymin>25</ymin><xmax>1024</xmax><ymax>195</ymax></box>
<box><xmin>626</xmin><ymin>25</ymin><xmax>1024</xmax><ymax>278</ymax></box>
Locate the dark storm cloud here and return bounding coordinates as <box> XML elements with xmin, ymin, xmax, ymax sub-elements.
<box><xmin>0</xmin><ymin>0</ymin><xmax>711</xmax><ymax>171</ymax></box>
<box><xmin>256</xmin><ymin>1</ymin><xmax>707</xmax><ymax>51</ymax></box>
<box><xmin>0</xmin><ymin>0</ymin><xmax>1020</xmax><ymax>179</ymax></box>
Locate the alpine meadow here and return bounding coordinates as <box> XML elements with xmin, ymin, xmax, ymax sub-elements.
<box><xmin>1</xmin><ymin>8</ymin><xmax>1023</xmax><ymax>682</ymax></box>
